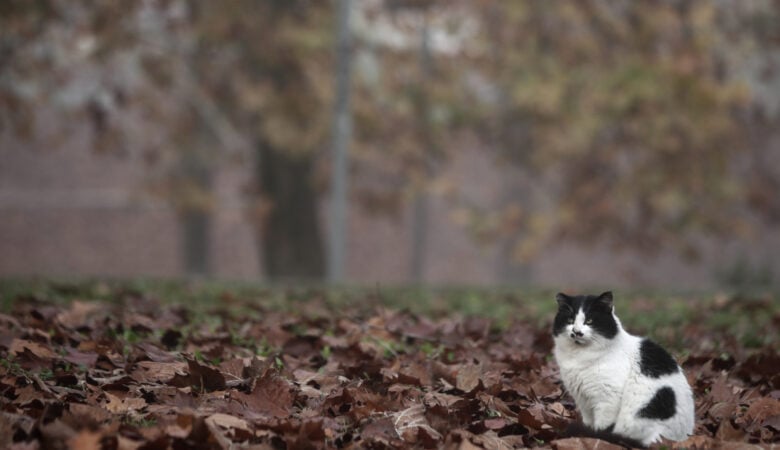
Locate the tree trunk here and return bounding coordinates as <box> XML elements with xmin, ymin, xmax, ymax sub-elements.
<box><xmin>182</xmin><ymin>208</ymin><xmax>211</xmax><ymax>276</ymax></box>
<box><xmin>410</xmin><ymin>18</ymin><xmax>434</xmax><ymax>283</ymax></box>
<box><xmin>257</xmin><ymin>142</ymin><xmax>325</xmax><ymax>281</ymax></box>
<box><xmin>327</xmin><ymin>0</ymin><xmax>354</xmax><ymax>283</ymax></box>
<box><xmin>179</xmin><ymin>146</ymin><xmax>212</xmax><ymax>277</ymax></box>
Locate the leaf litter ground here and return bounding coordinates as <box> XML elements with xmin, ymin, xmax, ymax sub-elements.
<box><xmin>1</xmin><ymin>284</ymin><xmax>779</xmax><ymax>449</ymax></box>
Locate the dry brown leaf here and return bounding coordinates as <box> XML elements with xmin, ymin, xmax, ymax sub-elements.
<box><xmin>470</xmin><ymin>430</ymin><xmax>514</xmax><ymax>450</ymax></box>
<box><xmin>456</xmin><ymin>364</ymin><xmax>482</xmax><ymax>392</ymax></box>
<box><xmin>709</xmin><ymin>401</ymin><xmax>738</xmax><ymax>421</ymax></box>
<box><xmin>219</xmin><ymin>358</ymin><xmax>247</xmax><ymax>381</ymax></box>
<box><xmin>56</xmin><ymin>301</ymin><xmax>102</xmax><ymax>329</ymax></box>
<box><xmin>392</xmin><ymin>404</ymin><xmax>442</xmax><ymax>443</ymax></box>
<box><xmin>710</xmin><ymin>372</ymin><xmax>738</xmax><ymax>403</ymax></box>
<box><xmin>742</xmin><ymin>397</ymin><xmax>780</xmax><ymax>425</ymax></box>
<box><xmin>551</xmin><ymin>437</ymin><xmax>624</xmax><ymax>450</ymax></box>
<box><xmin>516</xmin><ymin>403</ymin><xmax>547</xmax><ymax>430</ymax></box>
<box><xmin>9</xmin><ymin>338</ymin><xmax>56</xmax><ymax>359</ymax></box>
<box><xmin>166</xmin><ymin>412</ymin><xmax>196</xmax><ymax>439</ymax></box>
<box><xmin>205</xmin><ymin>413</ymin><xmax>251</xmax><ymax>432</ymax></box>
<box><xmin>104</xmin><ymin>392</ymin><xmax>147</xmax><ymax>414</ymax></box>
<box><xmin>456</xmin><ymin>438</ymin><xmax>484</xmax><ymax>450</ymax></box>
<box><xmin>203</xmin><ymin>416</ymin><xmax>234</xmax><ymax>450</ymax></box>
<box><xmin>67</xmin><ymin>430</ymin><xmax>103</xmax><ymax>450</ymax></box>
<box><xmin>716</xmin><ymin>420</ymin><xmax>746</xmax><ymax>441</ymax></box>
<box><xmin>484</xmin><ymin>417</ymin><xmax>507</xmax><ymax>430</ymax></box>
<box><xmin>361</xmin><ymin>417</ymin><xmax>402</xmax><ymax>446</ymax></box>
<box><xmin>39</xmin><ymin>420</ymin><xmax>77</xmax><ymax>445</ymax></box>
<box><xmin>233</xmin><ymin>372</ymin><xmax>294</xmax><ymax>419</ymax></box>
<box><xmin>130</xmin><ymin>360</ymin><xmax>187</xmax><ymax>384</ymax></box>
<box><xmin>425</xmin><ymin>391</ymin><xmax>463</xmax><ymax>408</ymax></box>
<box><xmin>667</xmin><ymin>435</ymin><xmax>761</xmax><ymax>449</ymax></box>
<box><xmin>68</xmin><ymin>403</ymin><xmax>113</xmax><ymax>424</ymax></box>
<box><xmin>0</xmin><ymin>414</ymin><xmax>13</xmax><ymax>449</ymax></box>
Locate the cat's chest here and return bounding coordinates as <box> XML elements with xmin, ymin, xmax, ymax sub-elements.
<box><xmin>556</xmin><ymin>349</ymin><xmax>635</xmax><ymax>398</ymax></box>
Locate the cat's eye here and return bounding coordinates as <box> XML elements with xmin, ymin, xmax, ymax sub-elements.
<box><xmin>585</xmin><ymin>319</ymin><xmax>593</xmax><ymax>325</ymax></box>
<box><xmin>567</xmin><ymin>318</ymin><xmax>574</xmax><ymax>324</ymax></box>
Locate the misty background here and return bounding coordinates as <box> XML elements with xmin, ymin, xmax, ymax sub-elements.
<box><xmin>1</xmin><ymin>0</ymin><xmax>779</xmax><ymax>290</ymax></box>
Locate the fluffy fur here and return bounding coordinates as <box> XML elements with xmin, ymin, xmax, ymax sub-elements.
<box><xmin>552</xmin><ymin>291</ymin><xmax>694</xmax><ymax>447</ymax></box>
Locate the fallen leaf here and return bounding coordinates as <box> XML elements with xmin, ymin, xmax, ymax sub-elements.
<box><xmin>361</xmin><ymin>417</ymin><xmax>403</xmax><ymax>446</ymax></box>
<box><xmin>470</xmin><ymin>430</ymin><xmax>514</xmax><ymax>450</ymax></box>
<box><xmin>9</xmin><ymin>339</ymin><xmax>56</xmax><ymax>359</ymax></box>
<box><xmin>104</xmin><ymin>392</ymin><xmax>147</xmax><ymax>414</ymax></box>
<box><xmin>232</xmin><ymin>372</ymin><xmax>294</xmax><ymax>419</ymax></box>
<box><xmin>392</xmin><ymin>404</ymin><xmax>442</xmax><ymax>443</ymax></box>
<box><xmin>130</xmin><ymin>361</ymin><xmax>187</xmax><ymax>384</ymax></box>
<box><xmin>68</xmin><ymin>403</ymin><xmax>113</xmax><ymax>425</ymax></box>
<box><xmin>184</xmin><ymin>358</ymin><xmax>226</xmax><ymax>391</ymax></box>
<box><xmin>516</xmin><ymin>403</ymin><xmax>546</xmax><ymax>430</ymax></box>
<box><xmin>716</xmin><ymin>420</ymin><xmax>745</xmax><ymax>441</ymax></box>
<box><xmin>67</xmin><ymin>430</ymin><xmax>103</xmax><ymax>450</ymax></box>
<box><xmin>205</xmin><ymin>413</ymin><xmax>250</xmax><ymax>432</ymax></box>
<box><xmin>710</xmin><ymin>372</ymin><xmax>737</xmax><ymax>403</ymax></box>
<box><xmin>709</xmin><ymin>401</ymin><xmax>737</xmax><ymax>421</ymax></box>
<box><xmin>56</xmin><ymin>301</ymin><xmax>102</xmax><ymax>329</ymax></box>
<box><xmin>484</xmin><ymin>417</ymin><xmax>507</xmax><ymax>430</ymax></box>
<box><xmin>551</xmin><ymin>437</ymin><xmax>624</xmax><ymax>450</ymax></box>
<box><xmin>456</xmin><ymin>364</ymin><xmax>482</xmax><ymax>392</ymax></box>
<box><xmin>742</xmin><ymin>397</ymin><xmax>780</xmax><ymax>425</ymax></box>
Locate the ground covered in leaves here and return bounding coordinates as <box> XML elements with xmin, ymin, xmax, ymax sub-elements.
<box><xmin>1</xmin><ymin>283</ymin><xmax>779</xmax><ymax>449</ymax></box>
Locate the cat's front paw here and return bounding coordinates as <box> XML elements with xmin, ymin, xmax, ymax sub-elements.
<box><xmin>579</xmin><ymin>410</ymin><xmax>595</xmax><ymax>428</ymax></box>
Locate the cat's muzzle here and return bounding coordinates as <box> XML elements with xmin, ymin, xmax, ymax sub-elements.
<box><xmin>570</xmin><ymin>330</ymin><xmax>586</xmax><ymax>345</ymax></box>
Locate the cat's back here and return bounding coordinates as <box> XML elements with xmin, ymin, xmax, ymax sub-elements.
<box><xmin>618</xmin><ymin>336</ymin><xmax>695</xmax><ymax>442</ymax></box>
<box><xmin>619</xmin><ymin>334</ymin><xmax>691</xmax><ymax>405</ymax></box>
<box><xmin>636</xmin><ymin>338</ymin><xmax>681</xmax><ymax>378</ymax></box>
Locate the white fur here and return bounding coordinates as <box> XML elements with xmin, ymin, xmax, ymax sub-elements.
<box><xmin>554</xmin><ymin>311</ymin><xmax>694</xmax><ymax>446</ymax></box>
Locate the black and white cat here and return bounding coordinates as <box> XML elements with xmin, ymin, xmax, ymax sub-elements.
<box><xmin>552</xmin><ymin>291</ymin><xmax>694</xmax><ymax>448</ymax></box>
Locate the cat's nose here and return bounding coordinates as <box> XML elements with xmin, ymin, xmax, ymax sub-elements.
<box><xmin>570</xmin><ymin>329</ymin><xmax>583</xmax><ymax>338</ymax></box>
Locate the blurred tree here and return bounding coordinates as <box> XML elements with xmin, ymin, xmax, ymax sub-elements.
<box><xmin>0</xmin><ymin>0</ymin><xmax>226</xmax><ymax>276</ymax></box>
<box><xmin>177</xmin><ymin>131</ymin><xmax>213</xmax><ymax>276</ymax></box>
<box><xmin>725</xmin><ymin>1</ymin><xmax>780</xmax><ymax>226</ymax></box>
<box><xmin>350</xmin><ymin>0</ymin><xmax>471</xmax><ymax>282</ymax></box>
<box><xmin>349</xmin><ymin>0</ymin><xmax>775</xmax><ymax>275</ymax></box>
<box><xmin>190</xmin><ymin>0</ymin><xmax>334</xmax><ymax>280</ymax></box>
<box><xmin>0</xmin><ymin>0</ymin><xmax>334</xmax><ymax>280</ymax></box>
<box><xmin>459</xmin><ymin>0</ymin><xmax>757</xmax><ymax>262</ymax></box>
<box><xmin>410</xmin><ymin>19</ymin><xmax>433</xmax><ymax>283</ymax></box>
<box><xmin>3</xmin><ymin>0</ymin><xmax>779</xmax><ymax>283</ymax></box>
<box><xmin>327</xmin><ymin>0</ymin><xmax>354</xmax><ymax>283</ymax></box>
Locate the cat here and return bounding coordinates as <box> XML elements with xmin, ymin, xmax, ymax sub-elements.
<box><xmin>552</xmin><ymin>291</ymin><xmax>694</xmax><ymax>448</ymax></box>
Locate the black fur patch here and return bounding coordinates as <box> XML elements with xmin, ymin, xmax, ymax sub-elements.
<box><xmin>552</xmin><ymin>293</ymin><xmax>618</xmax><ymax>339</ymax></box>
<box><xmin>637</xmin><ymin>386</ymin><xmax>677</xmax><ymax>420</ymax></box>
<box><xmin>553</xmin><ymin>294</ymin><xmax>582</xmax><ymax>337</ymax></box>
<box><xmin>639</xmin><ymin>339</ymin><xmax>679</xmax><ymax>378</ymax></box>
<box><xmin>583</xmin><ymin>295</ymin><xmax>618</xmax><ymax>339</ymax></box>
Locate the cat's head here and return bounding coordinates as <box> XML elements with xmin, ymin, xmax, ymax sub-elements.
<box><xmin>552</xmin><ymin>291</ymin><xmax>619</xmax><ymax>346</ymax></box>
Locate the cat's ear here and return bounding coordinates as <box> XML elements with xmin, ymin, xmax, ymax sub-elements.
<box><xmin>556</xmin><ymin>293</ymin><xmax>572</xmax><ymax>307</ymax></box>
<box><xmin>596</xmin><ymin>291</ymin><xmax>614</xmax><ymax>309</ymax></box>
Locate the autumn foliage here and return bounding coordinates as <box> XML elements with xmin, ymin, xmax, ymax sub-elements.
<box><xmin>4</xmin><ymin>1</ymin><xmax>780</xmax><ymax>281</ymax></box>
<box><xmin>1</xmin><ymin>287</ymin><xmax>779</xmax><ymax>449</ymax></box>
